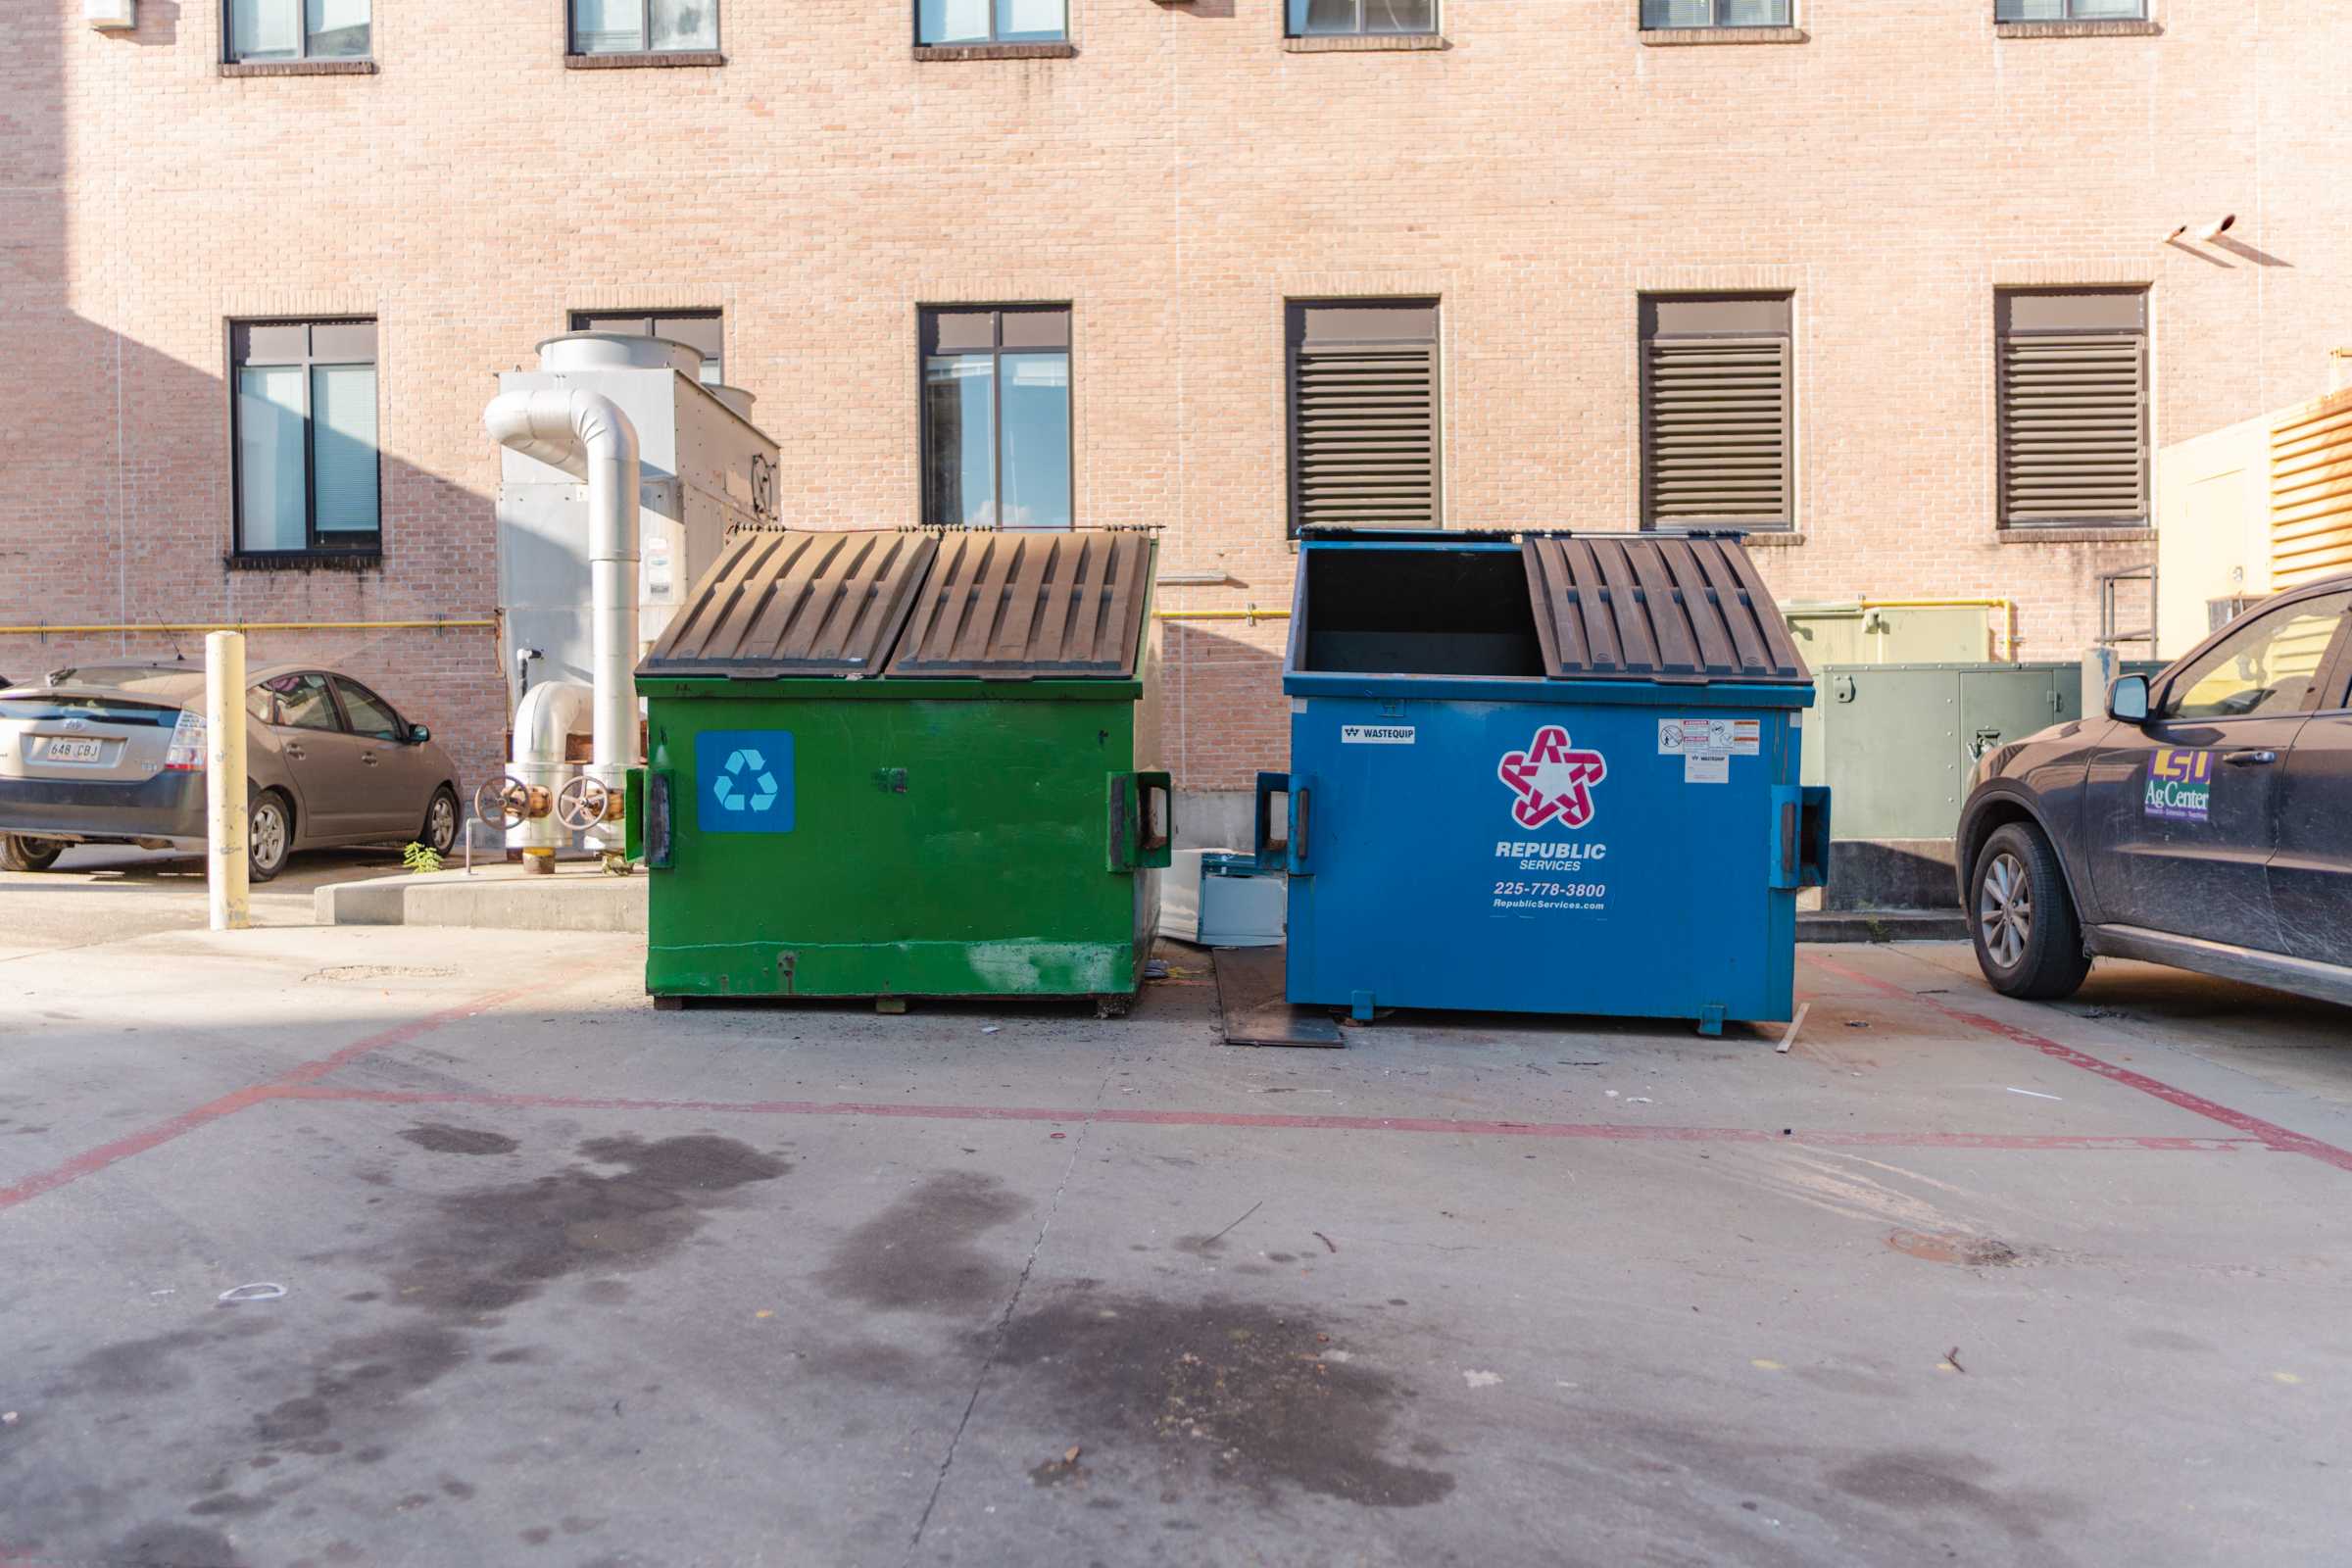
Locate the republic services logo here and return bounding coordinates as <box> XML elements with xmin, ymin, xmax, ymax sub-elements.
<box><xmin>1498</xmin><ymin>725</ymin><xmax>1607</xmax><ymax>830</ymax></box>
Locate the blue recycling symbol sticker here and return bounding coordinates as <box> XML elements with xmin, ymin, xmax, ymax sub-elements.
<box><xmin>696</xmin><ymin>729</ymin><xmax>795</xmax><ymax>833</ymax></box>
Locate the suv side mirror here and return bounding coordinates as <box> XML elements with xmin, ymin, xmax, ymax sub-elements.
<box><xmin>2106</xmin><ymin>674</ymin><xmax>2150</xmax><ymax>724</ymax></box>
<box><xmin>407</xmin><ymin>723</ymin><xmax>431</xmax><ymax>745</ymax></box>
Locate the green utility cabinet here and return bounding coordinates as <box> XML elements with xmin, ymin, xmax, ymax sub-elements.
<box><xmin>630</xmin><ymin>528</ymin><xmax>1169</xmax><ymax>1010</ymax></box>
<box><xmin>1806</xmin><ymin>662</ymin><xmax>2082</xmax><ymax>839</ymax></box>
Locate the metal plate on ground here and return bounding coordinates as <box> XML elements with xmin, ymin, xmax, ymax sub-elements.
<box><xmin>1213</xmin><ymin>946</ymin><xmax>1344</xmax><ymax>1049</ymax></box>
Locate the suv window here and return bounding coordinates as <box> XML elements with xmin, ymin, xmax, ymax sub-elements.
<box><xmin>2162</xmin><ymin>593</ymin><xmax>2352</xmax><ymax>721</ymax></box>
<box><xmin>266</xmin><ymin>672</ymin><xmax>345</xmax><ymax>733</ymax></box>
<box><xmin>333</xmin><ymin>677</ymin><xmax>404</xmax><ymax>741</ymax></box>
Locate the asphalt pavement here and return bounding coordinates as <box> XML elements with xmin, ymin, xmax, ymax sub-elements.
<box><xmin>2</xmin><ymin>871</ymin><xmax>2348</xmax><ymax>1567</ymax></box>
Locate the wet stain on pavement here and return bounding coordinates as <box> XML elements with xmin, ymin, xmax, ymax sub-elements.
<box><xmin>986</xmin><ymin>1291</ymin><xmax>1454</xmax><ymax>1507</ymax></box>
<box><xmin>1885</xmin><ymin>1230</ymin><xmax>2034</xmax><ymax>1267</ymax></box>
<box><xmin>1829</xmin><ymin>1449</ymin><xmax>2076</xmax><ymax>1542</ymax></box>
<box><xmin>106</xmin><ymin>1522</ymin><xmax>240</xmax><ymax>1566</ymax></box>
<box><xmin>388</xmin><ymin>1135</ymin><xmax>789</xmax><ymax>1314</ymax></box>
<box><xmin>816</xmin><ymin>1170</ymin><xmax>1027</xmax><ymax>1313</ymax></box>
<box><xmin>26</xmin><ymin>1132</ymin><xmax>786</xmax><ymax>1554</ymax></box>
<box><xmin>398</xmin><ymin>1124</ymin><xmax>520</xmax><ymax>1156</ymax></box>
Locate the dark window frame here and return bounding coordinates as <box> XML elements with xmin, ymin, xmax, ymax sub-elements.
<box><xmin>567</xmin><ymin>0</ymin><xmax>722</xmax><ymax>56</ymax></box>
<box><xmin>221</xmin><ymin>0</ymin><xmax>372</xmax><ymax>63</ymax></box>
<box><xmin>1994</xmin><ymin>0</ymin><xmax>2148</xmax><ymax>20</ymax></box>
<box><xmin>917</xmin><ymin>304</ymin><xmax>1075</xmax><ymax>531</ymax></box>
<box><xmin>1638</xmin><ymin>0</ymin><xmax>1793</xmax><ymax>29</ymax></box>
<box><xmin>1285</xmin><ymin>0</ymin><xmax>1441</xmax><ymax>38</ymax></box>
<box><xmin>227</xmin><ymin>318</ymin><xmax>382</xmax><ymax>562</ymax></box>
<box><xmin>566</xmin><ymin>309</ymin><xmax>726</xmax><ymax>383</ymax></box>
<box><xmin>914</xmin><ymin>0</ymin><xmax>1069</xmax><ymax>46</ymax></box>
<box><xmin>1995</xmin><ymin>285</ymin><xmax>2150</xmax><ymax>531</ymax></box>
<box><xmin>1639</xmin><ymin>291</ymin><xmax>1795</xmax><ymax>532</ymax></box>
<box><xmin>1286</xmin><ymin>298</ymin><xmax>1444</xmax><ymax>537</ymax></box>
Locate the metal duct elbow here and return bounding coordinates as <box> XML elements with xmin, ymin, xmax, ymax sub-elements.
<box><xmin>483</xmin><ymin>388</ymin><xmax>642</xmax><ymax>843</ymax></box>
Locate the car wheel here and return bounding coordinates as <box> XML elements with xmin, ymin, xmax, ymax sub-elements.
<box><xmin>1970</xmin><ymin>822</ymin><xmax>2091</xmax><ymax>1001</ymax></box>
<box><xmin>421</xmin><ymin>786</ymin><xmax>460</xmax><ymax>857</ymax></box>
<box><xmin>1</xmin><ymin>835</ymin><xmax>66</xmax><ymax>872</ymax></box>
<box><xmin>249</xmin><ymin>790</ymin><xmax>293</xmax><ymax>884</ymax></box>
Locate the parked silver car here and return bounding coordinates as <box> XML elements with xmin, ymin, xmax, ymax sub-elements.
<box><xmin>0</xmin><ymin>662</ymin><xmax>462</xmax><ymax>881</ymax></box>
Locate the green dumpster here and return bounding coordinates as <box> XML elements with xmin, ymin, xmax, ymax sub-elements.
<box><xmin>630</xmin><ymin>527</ymin><xmax>1170</xmax><ymax>1011</ymax></box>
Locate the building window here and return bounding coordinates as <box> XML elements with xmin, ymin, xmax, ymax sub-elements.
<box><xmin>1641</xmin><ymin>294</ymin><xmax>1793</xmax><ymax>530</ymax></box>
<box><xmin>917</xmin><ymin>0</ymin><xmax>1066</xmax><ymax>45</ymax></box>
<box><xmin>920</xmin><ymin>307</ymin><xmax>1072</xmax><ymax>530</ymax></box>
<box><xmin>225</xmin><ymin>0</ymin><xmax>368</xmax><ymax>60</ymax></box>
<box><xmin>568</xmin><ymin>310</ymin><xmax>724</xmax><ymax>384</ymax></box>
<box><xmin>1995</xmin><ymin>0</ymin><xmax>2145</xmax><ymax>20</ymax></box>
<box><xmin>1640</xmin><ymin>0</ymin><xmax>1790</xmax><ymax>27</ymax></box>
<box><xmin>1996</xmin><ymin>288</ymin><xmax>2148</xmax><ymax>529</ymax></box>
<box><xmin>231</xmin><ymin>319</ymin><xmax>379</xmax><ymax>557</ymax></box>
<box><xmin>570</xmin><ymin>0</ymin><xmax>717</xmax><ymax>54</ymax></box>
<box><xmin>1287</xmin><ymin>0</ymin><xmax>1438</xmax><ymax>35</ymax></box>
<box><xmin>1287</xmin><ymin>300</ymin><xmax>1440</xmax><ymax>534</ymax></box>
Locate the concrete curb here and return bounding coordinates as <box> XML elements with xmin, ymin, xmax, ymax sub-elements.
<box><xmin>315</xmin><ymin>869</ymin><xmax>646</xmax><ymax>933</ymax></box>
<box><xmin>1797</xmin><ymin>909</ymin><xmax>1971</xmax><ymax>944</ymax></box>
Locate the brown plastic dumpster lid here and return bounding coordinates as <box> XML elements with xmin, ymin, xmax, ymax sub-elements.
<box><xmin>886</xmin><ymin>530</ymin><xmax>1154</xmax><ymax>680</ymax></box>
<box><xmin>1520</xmin><ymin>534</ymin><xmax>1811</xmax><ymax>684</ymax></box>
<box><xmin>638</xmin><ymin>529</ymin><xmax>938</xmax><ymax>677</ymax></box>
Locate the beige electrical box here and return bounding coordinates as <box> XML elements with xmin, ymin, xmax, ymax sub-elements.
<box><xmin>84</xmin><ymin>0</ymin><xmax>136</xmax><ymax>29</ymax></box>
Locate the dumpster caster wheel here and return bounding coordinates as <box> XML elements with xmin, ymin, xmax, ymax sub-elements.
<box><xmin>1094</xmin><ymin>996</ymin><xmax>1132</xmax><ymax>1020</ymax></box>
<box><xmin>653</xmin><ymin>995</ymin><xmax>688</xmax><ymax>1012</ymax></box>
<box><xmin>876</xmin><ymin>997</ymin><xmax>908</xmax><ymax>1015</ymax></box>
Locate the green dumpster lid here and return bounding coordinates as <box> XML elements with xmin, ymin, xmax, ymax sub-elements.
<box><xmin>885</xmin><ymin>530</ymin><xmax>1154</xmax><ymax>680</ymax></box>
<box><xmin>1520</xmin><ymin>535</ymin><xmax>1811</xmax><ymax>685</ymax></box>
<box><xmin>638</xmin><ymin>529</ymin><xmax>938</xmax><ymax>678</ymax></box>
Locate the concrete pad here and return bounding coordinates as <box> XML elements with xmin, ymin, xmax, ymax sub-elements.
<box><xmin>314</xmin><ymin>864</ymin><xmax>646</xmax><ymax>932</ymax></box>
<box><xmin>2</xmin><ymin>917</ymin><xmax>2349</xmax><ymax>1566</ymax></box>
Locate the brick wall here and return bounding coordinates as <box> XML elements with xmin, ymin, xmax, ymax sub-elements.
<box><xmin>5</xmin><ymin>0</ymin><xmax>2347</xmax><ymax>791</ymax></box>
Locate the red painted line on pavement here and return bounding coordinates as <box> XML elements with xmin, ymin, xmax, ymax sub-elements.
<box><xmin>1803</xmin><ymin>953</ymin><xmax>2352</xmax><ymax>1176</ymax></box>
<box><xmin>0</xmin><ymin>979</ymin><xmax>558</xmax><ymax>1216</ymax></box>
<box><xmin>267</xmin><ymin>1083</ymin><xmax>2257</xmax><ymax>1154</ymax></box>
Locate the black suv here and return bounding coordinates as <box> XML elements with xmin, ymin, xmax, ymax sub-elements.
<box><xmin>1955</xmin><ymin>577</ymin><xmax>2352</xmax><ymax>1004</ymax></box>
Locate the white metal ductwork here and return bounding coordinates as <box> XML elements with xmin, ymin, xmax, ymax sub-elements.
<box><xmin>482</xmin><ymin>387</ymin><xmax>642</xmax><ymax>855</ymax></box>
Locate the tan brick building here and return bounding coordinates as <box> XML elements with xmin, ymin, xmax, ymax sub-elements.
<box><xmin>6</xmin><ymin>0</ymin><xmax>2347</xmax><ymax>812</ymax></box>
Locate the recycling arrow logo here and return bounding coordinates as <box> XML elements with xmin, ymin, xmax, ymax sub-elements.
<box><xmin>713</xmin><ymin>747</ymin><xmax>779</xmax><ymax>813</ymax></box>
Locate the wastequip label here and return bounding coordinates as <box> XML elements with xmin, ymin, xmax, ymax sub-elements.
<box><xmin>1341</xmin><ymin>724</ymin><xmax>1416</xmax><ymax>745</ymax></box>
<box><xmin>2145</xmin><ymin>748</ymin><xmax>2214</xmax><ymax>822</ymax></box>
<box><xmin>1492</xmin><ymin>727</ymin><xmax>1608</xmax><ymax>913</ymax></box>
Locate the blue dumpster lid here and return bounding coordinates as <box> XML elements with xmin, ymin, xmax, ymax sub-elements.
<box><xmin>639</xmin><ymin>529</ymin><xmax>938</xmax><ymax>678</ymax></box>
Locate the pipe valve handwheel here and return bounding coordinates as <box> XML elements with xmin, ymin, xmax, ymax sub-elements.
<box><xmin>555</xmin><ymin>775</ymin><xmax>623</xmax><ymax>832</ymax></box>
<box><xmin>474</xmin><ymin>775</ymin><xmax>552</xmax><ymax>829</ymax></box>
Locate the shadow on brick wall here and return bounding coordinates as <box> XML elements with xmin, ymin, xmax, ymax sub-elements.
<box><xmin>0</xmin><ymin>10</ymin><xmax>508</xmax><ymax>800</ymax></box>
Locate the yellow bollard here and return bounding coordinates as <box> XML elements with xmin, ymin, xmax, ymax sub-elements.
<box><xmin>206</xmin><ymin>630</ymin><xmax>249</xmax><ymax>931</ymax></box>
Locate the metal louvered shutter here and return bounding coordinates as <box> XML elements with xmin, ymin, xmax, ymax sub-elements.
<box><xmin>2269</xmin><ymin>388</ymin><xmax>2352</xmax><ymax>587</ymax></box>
<box><xmin>1288</xmin><ymin>302</ymin><xmax>1440</xmax><ymax>532</ymax></box>
<box><xmin>1997</xmin><ymin>289</ymin><xmax>2148</xmax><ymax>528</ymax></box>
<box><xmin>1642</xmin><ymin>336</ymin><xmax>1791</xmax><ymax>527</ymax></box>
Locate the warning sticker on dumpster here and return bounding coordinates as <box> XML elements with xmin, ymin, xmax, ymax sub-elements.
<box><xmin>1658</xmin><ymin>718</ymin><xmax>1759</xmax><ymax>757</ymax></box>
<box><xmin>1342</xmin><ymin>724</ymin><xmax>1416</xmax><ymax>745</ymax></box>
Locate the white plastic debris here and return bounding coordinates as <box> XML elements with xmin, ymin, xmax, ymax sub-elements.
<box><xmin>1463</xmin><ymin>1370</ymin><xmax>1502</xmax><ymax>1388</ymax></box>
<box><xmin>218</xmin><ymin>1283</ymin><xmax>286</xmax><ymax>1303</ymax></box>
<box><xmin>2005</xmin><ymin>1087</ymin><xmax>2062</xmax><ymax>1102</ymax></box>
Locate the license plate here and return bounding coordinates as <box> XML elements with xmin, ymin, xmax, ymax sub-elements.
<box><xmin>45</xmin><ymin>738</ymin><xmax>102</xmax><ymax>762</ymax></box>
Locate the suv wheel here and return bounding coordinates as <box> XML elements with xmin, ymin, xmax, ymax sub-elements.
<box><xmin>2</xmin><ymin>835</ymin><xmax>66</xmax><ymax>872</ymax></box>
<box><xmin>249</xmin><ymin>791</ymin><xmax>293</xmax><ymax>883</ymax></box>
<box><xmin>1970</xmin><ymin>822</ymin><xmax>2091</xmax><ymax>1001</ymax></box>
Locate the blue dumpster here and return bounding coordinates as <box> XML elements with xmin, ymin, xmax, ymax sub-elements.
<box><xmin>1254</xmin><ymin>529</ymin><xmax>1829</xmax><ymax>1034</ymax></box>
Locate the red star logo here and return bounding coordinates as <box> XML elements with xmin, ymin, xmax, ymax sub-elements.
<box><xmin>1498</xmin><ymin>725</ymin><xmax>1608</xmax><ymax>830</ymax></box>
